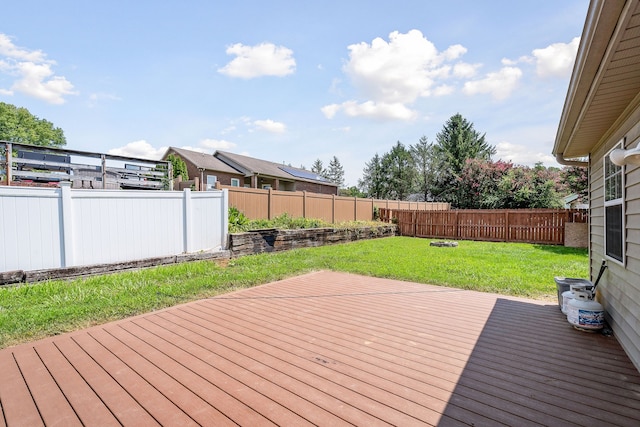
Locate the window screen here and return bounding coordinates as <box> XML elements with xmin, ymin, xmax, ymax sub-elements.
<box><xmin>604</xmin><ymin>144</ymin><xmax>624</xmax><ymax>263</ymax></box>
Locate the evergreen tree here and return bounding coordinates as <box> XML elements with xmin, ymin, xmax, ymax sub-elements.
<box><xmin>325</xmin><ymin>156</ymin><xmax>345</xmax><ymax>187</ymax></box>
<box><xmin>410</xmin><ymin>136</ymin><xmax>438</xmax><ymax>201</ymax></box>
<box><xmin>358</xmin><ymin>153</ymin><xmax>385</xmax><ymax>199</ymax></box>
<box><xmin>166</xmin><ymin>154</ymin><xmax>189</xmax><ymax>180</ymax></box>
<box><xmin>311</xmin><ymin>159</ymin><xmax>325</xmax><ymax>177</ymax></box>
<box><xmin>381</xmin><ymin>141</ymin><xmax>416</xmax><ymax>200</ymax></box>
<box><xmin>432</xmin><ymin>113</ymin><xmax>496</xmax><ymax>206</ymax></box>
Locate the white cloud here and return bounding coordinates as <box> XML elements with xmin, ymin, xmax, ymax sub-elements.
<box><xmin>199</xmin><ymin>138</ymin><xmax>236</xmax><ymax>150</ymax></box>
<box><xmin>0</xmin><ymin>34</ymin><xmax>46</xmax><ymax>62</ymax></box>
<box><xmin>344</xmin><ymin>29</ymin><xmax>453</xmax><ymax>104</ymax></box>
<box><xmin>532</xmin><ymin>37</ymin><xmax>580</xmax><ymax>78</ymax></box>
<box><xmin>433</xmin><ymin>84</ymin><xmax>454</xmax><ymax>96</ymax></box>
<box><xmin>321</xmin><ymin>104</ymin><xmax>341</xmax><ymax>119</ymax></box>
<box><xmin>108</xmin><ymin>140</ymin><xmax>168</xmax><ymax>160</ymax></box>
<box><xmin>218</xmin><ymin>42</ymin><xmax>296</xmax><ymax>78</ymax></box>
<box><xmin>253</xmin><ymin>119</ymin><xmax>286</xmax><ymax>133</ymax></box>
<box><xmin>324</xmin><ymin>100</ymin><xmax>417</xmax><ymax>121</ymax></box>
<box><xmin>462</xmin><ymin>66</ymin><xmax>522</xmax><ymax>100</ymax></box>
<box><xmin>0</xmin><ymin>33</ymin><xmax>77</xmax><ymax>104</ymax></box>
<box><xmin>495</xmin><ymin>141</ymin><xmax>556</xmax><ymax>166</ymax></box>
<box><xmin>453</xmin><ymin>62</ymin><xmax>481</xmax><ymax>78</ymax></box>
<box><xmin>325</xmin><ymin>30</ymin><xmax>473</xmax><ymax>120</ymax></box>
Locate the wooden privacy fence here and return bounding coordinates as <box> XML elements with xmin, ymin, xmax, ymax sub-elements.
<box><xmin>380</xmin><ymin>208</ymin><xmax>588</xmax><ymax>245</ymax></box>
<box><xmin>222</xmin><ymin>185</ymin><xmax>450</xmax><ymax>222</ymax></box>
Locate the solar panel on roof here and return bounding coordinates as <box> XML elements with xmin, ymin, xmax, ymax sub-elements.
<box><xmin>279</xmin><ymin>165</ymin><xmax>330</xmax><ymax>182</ymax></box>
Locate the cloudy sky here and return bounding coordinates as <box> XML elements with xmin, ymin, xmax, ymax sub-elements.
<box><xmin>2</xmin><ymin>0</ymin><xmax>588</xmax><ymax>186</ymax></box>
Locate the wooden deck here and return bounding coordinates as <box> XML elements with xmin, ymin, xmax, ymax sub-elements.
<box><xmin>1</xmin><ymin>271</ymin><xmax>639</xmax><ymax>426</ymax></box>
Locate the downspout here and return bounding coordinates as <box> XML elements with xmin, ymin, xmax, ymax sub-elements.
<box><xmin>555</xmin><ymin>153</ymin><xmax>589</xmax><ymax>167</ymax></box>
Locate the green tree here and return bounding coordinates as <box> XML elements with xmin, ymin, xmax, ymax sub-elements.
<box><xmin>166</xmin><ymin>153</ymin><xmax>189</xmax><ymax>180</ymax></box>
<box><xmin>434</xmin><ymin>113</ymin><xmax>495</xmax><ymax>174</ymax></box>
<box><xmin>311</xmin><ymin>159</ymin><xmax>325</xmax><ymax>177</ymax></box>
<box><xmin>0</xmin><ymin>102</ymin><xmax>66</xmax><ymax>146</ymax></box>
<box><xmin>498</xmin><ymin>162</ymin><xmax>564</xmax><ymax>208</ymax></box>
<box><xmin>358</xmin><ymin>153</ymin><xmax>385</xmax><ymax>199</ymax></box>
<box><xmin>381</xmin><ymin>141</ymin><xmax>416</xmax><ymax>200</ymax></box>
<box><xmin>339</xmin><ymin>186</ymin><xmax>366</xmax><ymax>197</ymax></box>
<box><xmin>432</xmin><ymin>113</ymin><xmax>496</xmax><ymax>206</ymax></box>
<box><xmin>561</xmin><ymin>165</ymin><xmax>588</xmax><ymax>202</ymax></box>
<box><xmin>325</xmin><ymin>156</ymin><xmax>345</xmax><ymax>187</ymax></box>
<box><xmin>410</xmin><ymin>136</ymin><xmax>438</xmax><ymax>201</ymax></box>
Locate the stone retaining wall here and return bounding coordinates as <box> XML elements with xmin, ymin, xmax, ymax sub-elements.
<box><xmin>1</xmin><ymin>225</ymin><xmax>398</xmax><ymax>285</ymax></box>
<box><xmin>228</xmin><ymin>225</ymin><xmax>398</xmax><ymax>258</ymax></box>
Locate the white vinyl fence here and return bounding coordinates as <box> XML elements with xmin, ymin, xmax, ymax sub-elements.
<box><xmin>0</xmin><ymin>183</ymin><xmax>228</xmax><ymax>272</ymax></box>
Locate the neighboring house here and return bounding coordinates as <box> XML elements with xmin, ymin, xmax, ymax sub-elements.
<box><xmin>164</xmin><ymin>147</ymin><xmax>244</xmax><ymax>190</ymax></box>
<box><xmin>163</xmin><ymin>147</ymin><xmax>338</xmax><ymax>195</ymax></box>
<box><xmin>563</xmin><ymin>194</ymin><xmax>588</xmax><ymax>210</ymax></box>
<box><xmin>553</xmin><ymin>0</ymin><xmax>640</xmax><ymax>370</ymax></box>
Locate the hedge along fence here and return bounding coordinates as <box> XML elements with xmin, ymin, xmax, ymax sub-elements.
<box><xmin>380</xmin><ymin>208</ymin><xmax>588</xmax><ymax>246</ymax></box>
<box><xmin>220</xmin><ymin>185</ymin><xmax>450</xmax><ymax>222</ymax></box>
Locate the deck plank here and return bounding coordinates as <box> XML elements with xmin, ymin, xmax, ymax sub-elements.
<box><xmin>31</xmin><ymin>342</ymin><xmax>120</xmax><ymax>427</ymax></box>
<box><xmin>10</xmin><ymin>346</ymin><xmax>82</xmax><ymax>427</ymax></box>
<box><xmin>1</xmin><ymin>271</ymin><xmax>640</xmax><ymax>427</ymax></box>
<box><xmin>0</xmin><ymin>351</ymin><xmax>44</xmax><ymax>427</ymax></box>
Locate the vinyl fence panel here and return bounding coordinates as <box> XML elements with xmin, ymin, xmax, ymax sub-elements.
<box><xmin>0</xmin><ymin>187</ymin><xmax>63</xmax><ymax>271</ymax></box>
<box><xmin>0</xmin><ymin>185</ymin><xmax>228</xmax><ymax>272</ymax></box>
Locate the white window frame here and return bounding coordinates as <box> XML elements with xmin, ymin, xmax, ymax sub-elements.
<box><xmin>230</xmin><ymin>178</ymin><xmax>240</xmax><ymax>187</ymax></box>
<box><xmin>604</xmin><ymin>142</ymin><xmax>625</xmax><ymax>265</ymax></box>
<box><xmin>206</xmin><ymin>175</ymin><xmax>217</xmax><ymax>190</ymax></box>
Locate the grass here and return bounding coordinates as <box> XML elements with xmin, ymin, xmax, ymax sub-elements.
<box><xmin>0</xmin><ymin>237</ymin><xmax>588</xmax><ymax>348</ymax></box>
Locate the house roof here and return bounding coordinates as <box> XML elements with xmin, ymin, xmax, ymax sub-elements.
<box><xmin>553</xmin><ymin>0</ymin><xmax>640</xmax><ymax>161</ymax></box>
<box><xmin>215</xmin><ymin>151</ymin><xmax>336</xmax><ymax>186</ymax></box>
<box><xmin>164</xmin><ymin>147</ymin><xmax>241</xmax><ymax>175</ymax></box>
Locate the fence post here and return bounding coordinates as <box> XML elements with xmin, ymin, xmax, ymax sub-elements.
<box><xmin>303</xmin><ymin>191</ymin><xmax>307</xmax><ymax>219</ymax></box>
<box><xmin>332</xmin><ymin>194</ymin><xmax>336</xmax><ymax>223</ymax></box>
<box><xmin>221</xmin><ymin>189</ymin><xmax>229</xmax><ymax>250</ymax></box>
<box><xmin>505</xmin><ymin>210</ymin><xmax>509</xmax><ymax>241</ymax></box>
<box><xmin>268</xmin><ymin>187</ymin><xmax>273</xmax><ymax>220</ymax></box>
<box><xmin>59</xmin><ymin>182</ymin><xmax>74</xmax><ymax>267</ymax></box>
<box><xmin>5</xmin><ymin>142</ymin><xmax>11</xmax><ymax>186</ymax></box>
<box><xmin>101</xmin><ymin>154</ymin><xmax>106</xmax><ymax>189</ymax></box>
<box><xmin>183</xmin><ymin>188</ymin><xmax>193</xmax><ymax>252</ymax></box>
<box><xmin>354</xmin><ymin>196</ymin><xmax>357</xmax><ymax>221</ymax></box>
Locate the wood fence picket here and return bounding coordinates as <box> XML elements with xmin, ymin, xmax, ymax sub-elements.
<box><xmin>380</xmin><ymin>208</ymin><xmax>588</xmax><ymax>245</ymax></box>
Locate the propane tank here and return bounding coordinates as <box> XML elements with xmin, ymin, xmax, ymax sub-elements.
<box><xmin>561</xmin><ymin>283</ymin><xmax>590</xmax><ymax>315</ymax></box>
<box><xmin>567</xmin><ymin>291</ymin><xmax>604</xmax><ymax>331</ymax></box>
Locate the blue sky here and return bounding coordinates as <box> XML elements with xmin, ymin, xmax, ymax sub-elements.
<box><xmin>2</xmin><ymin>0</ymin><xmax>588</xmax><ymax>186</ymax></box>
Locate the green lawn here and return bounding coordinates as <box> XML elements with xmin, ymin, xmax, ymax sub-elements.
<box><xmin>0</xmin><ymin>237</ymin><xmax>588</xmax><ymax>348</ymax></box>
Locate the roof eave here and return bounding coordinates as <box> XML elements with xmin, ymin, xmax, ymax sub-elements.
<box><xmin>553</xmin><ymin>0</ymin><xmax>628</xmax><ymax>161</ymax></box>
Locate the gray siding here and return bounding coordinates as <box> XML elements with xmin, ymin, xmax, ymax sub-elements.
<box><xmin>590</xmin><ymin>110</ymin><xmax>640</xmax><ymax>371</ymax></box>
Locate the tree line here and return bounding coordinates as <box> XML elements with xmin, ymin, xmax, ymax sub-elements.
<box><xmin>354</xmin><ymin>113</ymin><xmax>587</xmax><ymax>209</ymax></box>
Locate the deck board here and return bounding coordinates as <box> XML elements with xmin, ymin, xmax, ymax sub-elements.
<box><xmin>1</xmin><ymin>270</ymin><xmax>640</xmax><ymax>426</ymax></box>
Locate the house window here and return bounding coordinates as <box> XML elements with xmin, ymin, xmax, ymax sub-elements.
<box><xmin>230</xmin><ymin>178</ymin><xmax>240</xmax><ymax>187</ymax></box>
<box><xmin>206</xmin><ymin>175</ymin><xmax>217</xmax><ymax>190</ymax></box>
<box><xmin>604</xmin><ymin>143</ymin><xmax>624</xmax><ymax>263</ymax></box>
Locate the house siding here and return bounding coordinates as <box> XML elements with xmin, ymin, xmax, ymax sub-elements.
<box><xmin>590</xmin><ymin>107</ymin><xmax>640</xmax><ymax>371</ymax></box>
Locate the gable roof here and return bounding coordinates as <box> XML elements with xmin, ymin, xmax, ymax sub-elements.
<box><xmin>164</xmin><ymin>147</ymin><xmax>241</xmax><ymax>175</ymax></box>
<box><xmin>553</xmin><ymin>0</ymin><xmax>640</xmax><ymax>163</ymax></box>
<box><xmin>215</xmin><ymin>151</ymin><xmax>337</xmax><ymax>187</ymax></box>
